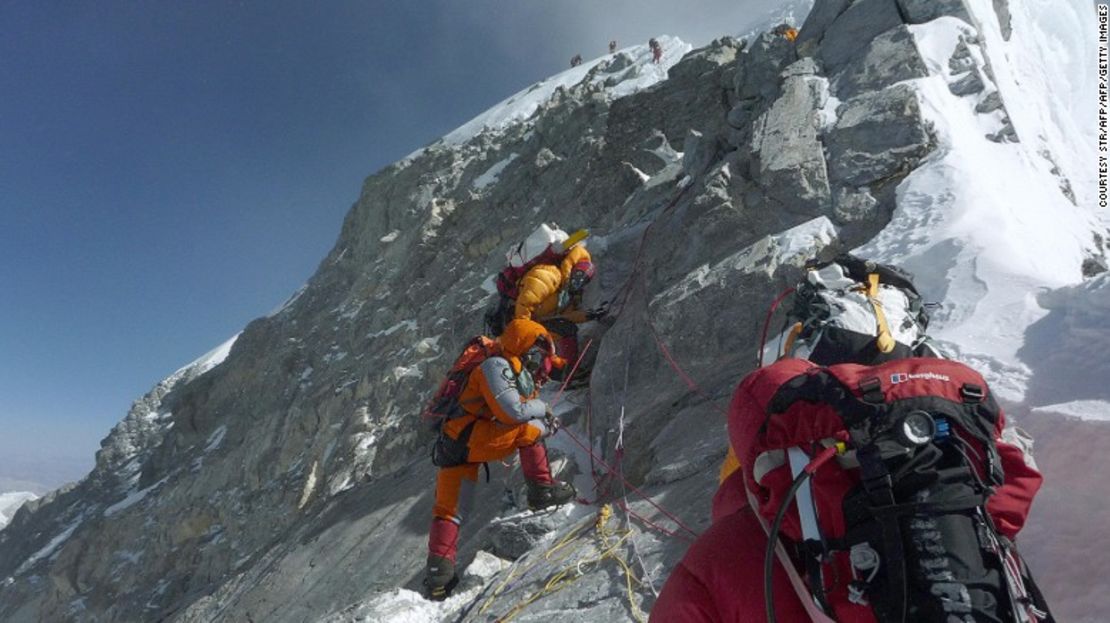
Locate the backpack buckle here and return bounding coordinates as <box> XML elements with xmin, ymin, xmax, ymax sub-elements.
<box><xmin>858</xmin><ymin>377</ymin><xmax>885</xmax><ymax>404</ymax></box>
<box><xmin>960</xmin><ymin>383</ymin><xmax>985</xmax><ymax>403</ymax></box>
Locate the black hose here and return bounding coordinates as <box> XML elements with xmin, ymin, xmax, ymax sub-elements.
<box><xmin>764</xmin><ymin>469</ymin><xmax>813</xmax><ymax>623</ymax></box>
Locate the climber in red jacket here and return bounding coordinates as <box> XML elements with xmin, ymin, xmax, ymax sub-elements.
<box><xmin>651</xmin><ymin>357</ymin><xmax>1047</xmax><ymax>622</ymax></box>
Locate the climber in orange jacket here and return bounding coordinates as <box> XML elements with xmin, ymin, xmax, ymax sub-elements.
<box><xmin>513</xmin><ymin>244</ymin><xmax>604</xmax><ymax>381</ymax></box>
<box><xmin>424</xmin><ymin>319</ymin><xmax>576</xmax><ymax>600</ymax></box>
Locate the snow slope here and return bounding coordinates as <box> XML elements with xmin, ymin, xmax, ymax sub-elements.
<box><xmin>857</xmin><ymin>6</ymin><xmax>1103</xmax><ymax>404</ymax></box>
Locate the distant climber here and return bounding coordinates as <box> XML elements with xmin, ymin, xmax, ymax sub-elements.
<box><xmin>651</xmin><ymin>258</ymin><xmax>1054</xmax><ymax>622</ymax></box>
<box><xmin>772</xmin><ymin>24</ymin><xmax>799</xmax><ymax>42</ymax></box>
<box><xmin>570</xmin><ymin>54</ymin><xmax>583</xmax><ymax>68</ymax></box>
<box><xmin>424</xmin><ymin>319</ymin><xmax>575</xmax><ymax>600</ymax></box>
<box><xmin>609</xmin><ymin>40</ymin><xmax>617</xmax><ymax>54</ymax></box>
<box><xmin>513</xmin><ymin>242</ymin><xmax>605</xmax><ymax>384</ymax></box>
<box><xmin>649</xmin><ymin>38</ymin><xmax>662</xmax><ymax>64</ymax></box>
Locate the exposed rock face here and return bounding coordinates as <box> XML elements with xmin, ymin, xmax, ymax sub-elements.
<box><xmin>897</xmin><ymin>0</ymin><xmax>972</xmax><ymax>24</ymax></box>
<box><xmin>749</xmin><ymin>58</ymin><xmax>831</xmax><ymax>215</ymax></box>
<box><xmin>0</xmin><ymin>3</ymin><xmax>1002</xmax><ymax>620</ymax></box>
<box><xmin>832</xmin><ymin>25</ymin><xmax>929</xmax><ymax>100</ymax></box>
<box><xmin>825</xmin><ymin>84</ymin><xmax>933</xmax><ymax>187</ymax></box>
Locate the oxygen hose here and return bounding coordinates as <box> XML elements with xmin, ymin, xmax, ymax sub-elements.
<box><xmin>763</xmin><ymin>446</ymin><xmax>840</xmax><ymax>623</ymax></box>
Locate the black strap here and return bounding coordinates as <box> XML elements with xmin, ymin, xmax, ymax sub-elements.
<box><xmin>868</xmin><ymin>494</ymin><xmax>987</xmax><ymax>518</ymax></box>
<box><xmin>859</xmin><ymin>377</ymin><xmax>885</xmax><ymax>405</ymax></box>
<box><xmin>857</xmin><ymin>445</ymin><xmax>907</xmax><ymax>623</ymax></box>
<box><xmin>482</xmin><ymin>462</ymin><xmax>491</xmax><ymax>483</ymax></box>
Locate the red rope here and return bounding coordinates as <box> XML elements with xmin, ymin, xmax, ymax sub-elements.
<box><xmin>550</xmin><ymin>338</ymin><xmax>593</xmax><ymax>407</ymax></box>
<box><xmin>644</xmin><ymin>309</ymin><xmax>729</xmax><ymax>417</ymax></box>
<box><xmin>560</xmin><ymin>426</ymin><xmax>699</xmax><ymax>538</ymax></box>
<box><xmin>757</xmin><ymin>287</ymin><xmax>797</xmax><ymax>368</ymax></box>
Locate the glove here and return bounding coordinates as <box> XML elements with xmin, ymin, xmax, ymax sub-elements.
<box><xmin>585</xmin><ymin>300</ymin><xmax>611</xmax><ymax>321</ymax></box>
<box><xmin>544</xmin><ymin>407</ymin><xmax>561</xmax><ymax>436</ymax></box>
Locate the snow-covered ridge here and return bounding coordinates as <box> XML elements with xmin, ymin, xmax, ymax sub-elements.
<box><xmin>0</xmin><ymin>492</ymin><xmax>37</xmax><ymax>530</ymax></box>
<box><xmin>407</xmin><ymin>35</ymin><xmax>693</xmax><ymax>159</ymax></box>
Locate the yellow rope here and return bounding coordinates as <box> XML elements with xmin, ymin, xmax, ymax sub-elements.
<box><xmin>493</xmin><ymin>505</ymin><xmax>648</xmax><ymax>623</ymax></box>
<box><xmin>479</xmin><ymin>510</ymin><xmax>599</xmax><ymax>617</ymax></box>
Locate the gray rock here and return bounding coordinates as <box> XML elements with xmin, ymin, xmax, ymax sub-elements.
<box><xmin>832</xmin><ymin>25</ymin><xmax>930</xmax><ymax>100</ymax></box>
<box><xmin>734</xmin><ymin>32</ymin><xmax>797</xmax><ymax>102</ymax></box>
<box><xmin>796</xmin><ymin>0</ymin><xmax>852</xmax><ymax>58</ymax></box>
<box><xmin>949</xmin><ymin>39</ymin><xmax>976</xmax><ymax>74</ymax></box>
<box><xmin>485</xmin><ymin>511</ymin><xmax>567</xmax><ymax>560</ymax></box>
<box><xmin>986</xmin><ymin>117</ymin><xmax>1019</xmax><ymax>143</ymax></box>
<box><xmin>1083</xmin><ymin>257</ymin><xmax>1109</xmax><ymax>278</ymax></box>
<box><xmin>819</xmin><ymin>0</ymin><xmax>905</xmax><ymax>74</ymax></box>
<box><xmin>682</xmin><ymin>129</ymin><xmax>723</xmax><ymax>178</ymax></box>
<box><xmin>994</xmin><ymin>0</ymin><xmax>1013</xmax><ymax>40</ymax></box>
<box><xmin>897</xmin><ymin>0</ymin><xmax>972</xmax><ymax>24</ymax></box>
<box><xmin>727</xmin><ymin>101</ymin><xmax>755</xmax><ymax>129</ymax></box>
<box><xmin>535</xmin><ymin>147</ymin><xmax>561</xmax><ymax>169</ymax></box>
<box><xmin>782</xmin><ymin>56</ymin><xmax>820</xmax><ymax>79</ymax></box>
<box><xmin>949</xmin><ymin>67</ymin><xmax>986</xmax><ymax>96</ymax></box>
<box><xmin>833</xmin><ymin>186</ymin><xmax>880</xmax><ymax>223</ymax></box>
<box><xmin>668</xmin><ymin>37</ymin><xmax>742</xmax><ymax>81</ymax></box>
<box><xmin>976</xmin><ymin>91</ymin><xmax>1005</xmax><ymax>114</ymax></box>
<box><xmin>751</xmin><ymin>67</ymin><xmax>832</xmax><ymax>214</ymax></box>
<box><xmin>825</xmin><ymin>84</ymin><xmax>934</xmax><ymax>186</ymax></box>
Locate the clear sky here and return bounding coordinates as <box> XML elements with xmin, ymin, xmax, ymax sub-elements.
<box><xmin>0</xmin><ymin>0</ymin><xmax>790</xmax><ymax>491</ymax></box>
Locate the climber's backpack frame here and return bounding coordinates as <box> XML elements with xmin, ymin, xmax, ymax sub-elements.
<box><xmin>743</xmin><ymin>358</ymin><xmax>1054</xmax><ymax>623</ymax></box>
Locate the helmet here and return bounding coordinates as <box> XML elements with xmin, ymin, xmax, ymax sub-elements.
<box><xmin>568</xmin><ymin>260</ymin><xmax>595</xmax><ymax>293</ymax></box>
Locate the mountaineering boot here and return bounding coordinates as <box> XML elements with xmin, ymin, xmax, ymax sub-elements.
<box><xmin>423</xmin><ymin>554</ymin><xmax>459</xmax><ymax>601</ymax></box>
<box><xmin>526</xmin><ymin>479</ymin><xmax>576</xmax><ymax>511</ymax></box>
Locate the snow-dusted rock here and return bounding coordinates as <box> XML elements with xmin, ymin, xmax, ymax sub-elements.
<box><xmin>832</xmin><ymin>25</ymin><xmax>929</xmax><ymax>100</ymax></box>
<box><xmin>750</xmin><ymin>61</ymin><xmax>832</xmax><ymax>214</ymax></box>
<box><xmin>824</xmin><ymin>84</ymin><xmax>934</xmax><ymax>186</ymax></box>
<box><xmin>818</xmin><ymin>0</ymin><xmax>903</xmax><ymax>73</ymax></box>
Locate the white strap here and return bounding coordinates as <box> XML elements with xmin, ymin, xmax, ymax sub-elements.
<box><xmin>745</xmin><ymin>487</ymin><xmax>838</xmax><ymax>623</ymax></box>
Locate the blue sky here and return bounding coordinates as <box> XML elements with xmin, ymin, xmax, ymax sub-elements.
<box><xmin>0</xmin><ymin>0</ymin><xmax>786</xmax><ymax>491</ymax></box>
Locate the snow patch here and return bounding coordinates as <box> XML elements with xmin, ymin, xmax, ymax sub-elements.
<box><xmin>104</xmin><ymin>476</ymin><xmax>170</xmax><ymax>518</ymax></box>
<box><xmin>319</xmin><ymin>551</ymin><xmax>510</xmax><ymax>622</ymax></box>
<box><xmin>368</xmin><ymin>320</ymin><xmax>417</xmax><ymax>339</ymax></box>
<box><xmin>472</xmin><ymin>153</ymin><xmax>519</xmax><ymax>190</ymax></box>
<box><xmin>16</xmin><ymin>516</ymin><xmax>84</xmax><ymax>574</ymax></box>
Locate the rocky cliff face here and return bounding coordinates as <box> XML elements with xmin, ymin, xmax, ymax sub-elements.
<box><xmin>0</xmin><ymin>1</ymin><xmax>1098</xmax><ymax>621</ymax></box>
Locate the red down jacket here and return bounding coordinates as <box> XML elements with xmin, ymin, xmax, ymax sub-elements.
<box><xmin>651</xmin><ymin>358</ymin><xmax>1043</xmax><ymax>623</ymax></box>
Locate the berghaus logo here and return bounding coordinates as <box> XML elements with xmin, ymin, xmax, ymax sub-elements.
<box><xmin>890</xmin><ymin>371</ymin><xmax>951</xmax><ymax>384</ymax></box>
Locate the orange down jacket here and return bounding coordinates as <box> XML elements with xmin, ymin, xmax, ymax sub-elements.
<box><xmin>513</xmin><ymin>245</ymin><xmax>591</xmax><ymax>323</ymax></box>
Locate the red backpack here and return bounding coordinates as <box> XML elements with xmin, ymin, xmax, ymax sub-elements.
<box><xmin>732</xmin><ymin>357</ymin><xmax>1053</xmax><ymax>623</ymax></box>
<box><xmin>421</xmin><ymin>336</ymin><xmax>499</xmax><ymax>431</ymax></box>
<box><xmin>494</xmin><ymin>244</ymin><xmax>567</xmax><ymax>300</ymax></box>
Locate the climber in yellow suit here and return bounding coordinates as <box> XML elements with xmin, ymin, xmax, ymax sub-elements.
<box><xmin>513</xmin><ymin>244</ymin><xmax>605</xmax><ymax>382</ymax></box>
